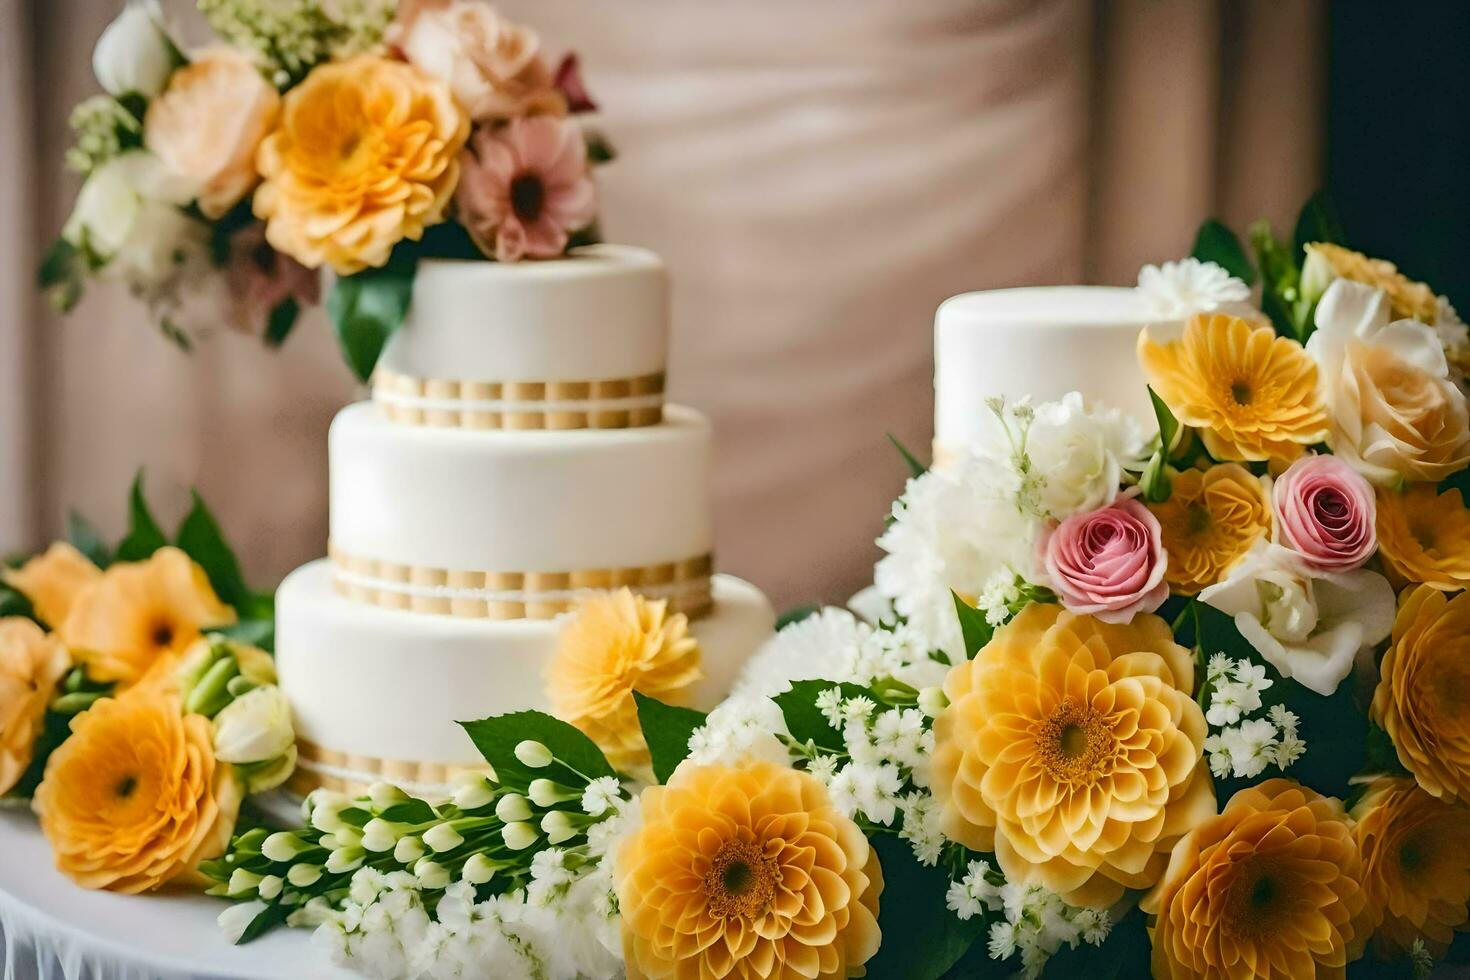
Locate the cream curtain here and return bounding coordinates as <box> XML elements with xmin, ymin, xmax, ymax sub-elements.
<box><xmin>3</xmin><ymin>0</ymin><xmax>1324</xmax><ymax>608</ymax></box>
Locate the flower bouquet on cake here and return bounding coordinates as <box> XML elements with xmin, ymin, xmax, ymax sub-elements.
<box><xmin>42</xmin><ymin>0</ymin><xmax>608</xmax><ymax>379</ymax></box>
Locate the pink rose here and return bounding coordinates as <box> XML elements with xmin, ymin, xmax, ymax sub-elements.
<box><xmin>1041</xmin><ymin>497</ymin><xmax>1169</xmax><ymax>624</ymax></box>
<box><xmin>1272</xmin><ymin>454</ymin><xmax>1376</xmax><ymax>572</ymax></box>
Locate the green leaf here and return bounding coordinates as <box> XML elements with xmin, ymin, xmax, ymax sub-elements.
<box><xmin>65</xmin><ymin>510</ymin><xmax>112</xmax><ymax>568</ymax></box>
<box><xmin>1140</xmin><ymin>450</ymin><xmax>1172</xmax><ymax>503</ymax></box>
<box><xmin>218</xmin><ymin>617</ymin><xmax>276</xmax><ymax>653</ymax></box>
<box><xmin>459</xmin><ymin>710</ymin><xmax>615</xmax><ymax>788</ymax></box>
<box><xmin>380</xmin><ymin>798</ymin><xmax>440</xmax><ymax>825</ymax></box>
<box><xmin>953</xmin><ymin>591</ymin><xmax>993</xmax><ymax>659</ymax></box>
<box><xmin>263</xmin><ymin>296</ymin><xmax>300</xmax><ymax>349</ymax></box>
<box><xmin>1190</xmin><ymin>219</ymin><xmax>1256</xmax><ymax>286</ymax></box>
<box><xmin>114</xmin><ymin>471</ymin><xmax>168</xmax><ymax>562</ymax></box>
<box><xmin>584</xmin><ymin>129</ymin><xmax>617</xmax><ymax>165</ymax></box>
<box><xmin>866</xmin><ymin>836</ymin><xmax>991</xmax><ymax>980</ymax></box>
<box><xmin>773</xmin><ymin>680</ymin><xmax>877</xmax><ymax>752</ymax></box>
<box><xmin>888</xmin><ymin>433</ymin><xmax>928</xmax><ymax>479</ymax></box>
<box><xmin>633</xmin><ymin>692</ymin><xmax>707</xmax><ymax>784</ymax></box>
<box><xmin>175</xmin><ymin>490</ymin><xmax>251</xmax><ymax>612</ymax></box>
<box><xmin>0</xmin><ymin>583</ymin><xmax>36</xmax><ymax>622</ymax></box>
<box><xmin>5</xmin><ymin>709</ymin><xmax>72</xmax><ymax>800</ymax></box>
<box><xmin>1040</xmin><ymin>907</ymin><xmax>1150</xmax><ymax>979</ymax></box>
<box><xmin>1249</xmin><ymin>220</ymin><xmax>1308</xmax><ymax>340</ymax></box>
<box><xmin>1293</xmin><ymin>190</ymin><xmax>1345</xmax><ymax>260</ymax></box>
<box><xmin>327</xmin><ymin>259</ymin><xmax>416</xmax><ymax>383</ymax></box>
<box><xmin>775</xmin><ymin>605</ymin><xmax>820</xmax><ymax>630</ymax></box>
<box><xmin>37</xmin><ymin>237</ymin><xmax>86</xmax><ymax>312</ymax></box>
<box><xmin>1148</xmin><ymin>386</ymin><xmax>1181</xmax><ymax>456</ymax></box>
<box><xmin>233</xmin><ymin>901</ymin><xmax>291</xmax><ymax>945</ymax></box>
<box><xmin>1361</xmin><ymin>722</ymin><xmax>1411</xmax><ymax>778</ymax></box>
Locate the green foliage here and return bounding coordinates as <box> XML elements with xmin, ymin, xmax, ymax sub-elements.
<box><xmin>773</xmin><ymin>680</ymin><xmax>878</xmax><ymax>753</ymax></box>
<box><xmin>114</xmin><ymin>472</ymin><xmax>169</xmax><ymax>562</ymax></box>
<box><xmin>1293</xmin><ymin>190</ymin><xmax>1345</xmax><ymax>261</ymax></box>
<box><xmin>1149</xmin><ymin>386</ymin><xmax>1181</xmax><ymax>457</ymax></box>
<box><xmin>65</xmin><ymin>510</ymin><xmax>112</xmax><ymax>568</ymax></box>
<box><xmin>889</xmin><ymin>433</ymin><xmax>929</xmax><ymax>479</ymax></box>
<box><xmin>953</xmin><ymin>590</ymin><xmax>994</xmax><ymax>659</ymax></box>
<box><xmin>37</xmin><ymin>238</ymin><xmax>86</xmax><ymax>313</ymax></box>
<box><xmin>1191</xmin><ymin>219</ymin><xmax>1256</xmax><ymax>286</ymax></box>
<box><xmin>327</xmin><ymin>257</ymin><xmax>416</xmax><ymax>383</ymax></box>
<box><xmin>0</xmin><ymin>582</ymin><xmax>35</xmax><ymax>622</ymax></box>
<box><xmin>459</xmin><ymin>710</ymin><xmax>615</xmax><ymax>788</ymax></box>
<box><xmin>264</xmin><ymin>296</ymin><xmax>300</xmax><ymax>349</ymax></box>
<box><xmin>176</xmin><ymin>490</ymin><xmax>251</xmax><ymax>612</ymax></box>
<box><xmin>5</xmin><ymin>709</ymin><xmax>72</xmax><ymax>800</ymax></box>
<box><xmin>633</xmin><ymin>692</ymin><xmax>706</xmax><ymax>784</ymax></box>
<box><xmin>867</xmin><ymin>836</ymin><xmax>993</xmax><ymax>979</ymax></box>
<box><xmin>1040</xmin><ymin>907</ymin><xmax>1150</xmax><ymax>979</ymax></box>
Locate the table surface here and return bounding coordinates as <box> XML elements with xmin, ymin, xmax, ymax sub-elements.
<box><xmin>0</xmin><ymin>809</ymin><xmax>355</xmax><ymax>980</ymax></box>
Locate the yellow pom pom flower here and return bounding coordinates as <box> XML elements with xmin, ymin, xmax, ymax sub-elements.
<box><xmin>547</xmin><ymin>588</ymin><xmax>701</xmax><ymax>772</ymax></box>
<box><xmin>1376</xmin><ymin>484</ymin><xmax>1470</xmax><ymax>591</ymax></box>
<box><xmin>1139</xmin><ymin>313</ymin><xmax>1329</xmax><ymax>463</ymax></box>
<box><xmin>931</xmin><ymin>603</ymin><xmax>1215</xmax><ymax>908</ymax></box>
<box><xmin>254</xmin><ymin>54</ymin><xmax>469</xmax><ymax>274</ymax></box>
<box><xmin>2</xmin><ymin>542</ymin><xmax>101</xmax><ymax>629</ymax></box>
<box><xmin>1149</xmin><ymin>463</ymin><xmax>1271</xmax><ymax>594</ymax></box>
<box><xmin>1305</xmin><ymin>242</ymin><xmax>1439</xmax><ymax>323</ymax></box>
<box><xmin>0</xmin><ymin>618</ymin><xmax>71</xmax><ymax>795</ymax></box>
<box><xmin>615</xmin><ymin>758</ymin><xmax>883</xmax><ymax>979</ymax></box>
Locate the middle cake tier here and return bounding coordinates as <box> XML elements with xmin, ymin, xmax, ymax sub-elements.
<box><xmin>328</xmin><ymin>401</ymin><xmax>713</xmax><ymax>619</ymax></box>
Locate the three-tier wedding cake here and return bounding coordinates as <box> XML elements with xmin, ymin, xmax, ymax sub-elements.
<box><xmin>274</xmin><ymin>245</ymin><xmax>775</xmax><ymax>797</ymax></box>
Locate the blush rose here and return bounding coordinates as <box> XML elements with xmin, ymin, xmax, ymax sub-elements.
<box><xmin>1040</xmin><ymin>496</ymin><xmax>1169</xmax><ymax>624</ymax></box>
<box><xmin>1273</xmin><ymin>454</ymin><xmax>1376</xmax><ymax>572</ymax></box>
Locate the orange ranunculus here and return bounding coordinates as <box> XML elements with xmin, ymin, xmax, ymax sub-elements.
<box><xmin>1149</xmin><ymin>463</ymin><xmax>1271</xmax><ymax>594</ymax></box>
<box><xmin>1352</xmin><ymin>776</ymin><xmax>1470</xmax><ymax>958</ymax></box>
<box><xmin>60</xmin><ymin>547</ymin><xmax>235</xmax><ymax>687</ymax></box>
<box><xmin>0</xmin><ymin>618</ymin><xmax>71</xmax><ymax>795</ymax></box>
<box><xmin>547</xmin><ymin>588</ymin><xmax>701</xmax><ymax>772</ymax></box>
<box><xmin>1139</xmin><ymin>313</ymin><xmax>1328</xmax><ymax>463</ymax></box>
<box><xmin>1372</xmin><ymin>586</ymin><xmax>1470</xmax><ymax>803</ymax></box>
<box><xmin>2</xmin><ymin>542</ymin><xmax>101</xmax><ymax>629</ymax></box>
<box><xmin>615</xmin><ymin>758</ymin><xmax>882</xmax><ymax>979</ymax></box>
<box><xmin>35</xmin><ymin>683</ymin><xmax>241</xmax><ymax>892</ymax></box>
<box><xmin>1375</xmin><ymin>484</ymin><xmax>1470</xmax><ymax>591</ymax></box>
<box><xmin>1142</xmin><ymin>779</ymin><xmax>1370</xmax><ymax>979</ymax></box>
<box><xmin>253</xmin><ymin>53</ymin><xmax>468</xmax><ymax>274</ymax></box>
<box><xmin>931</xmin><ymin>603</ymin><xmax>1215</xmax><ymax>908</ymax></box>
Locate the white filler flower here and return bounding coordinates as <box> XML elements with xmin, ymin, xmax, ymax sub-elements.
<box><xmin>1137</xmin><ymin>257</ymin><xmax>1252</xmax><ymax>320</ymax></box>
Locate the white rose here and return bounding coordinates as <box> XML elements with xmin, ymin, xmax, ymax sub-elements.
<box><xmin>92</xmin><ymin>0</ymin><xmax>177</xmax><ymax>99</ymax></box>
<box><xmin>1025</xmin><ymin>392</ymin><xmax>1147</xmax><ymax>519</ymax></box>
<box><xmin>64</xmin><ymin>151</ymin><xmax>203</xmax><ymax>288</ymax></box>
<box><xmin>1199</xmin><ymin>541</ymin><xmax>1394</xmax><ymax>696</ymax></box>
<box><xmin>213</xmin><ymin>686</ymin><xmax>296</xmax><ymax>765</ymax></box>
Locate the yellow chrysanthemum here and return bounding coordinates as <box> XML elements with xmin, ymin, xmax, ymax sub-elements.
<box><xmin>1376</xmin><ymin>484</ymin><xmax>1470</xmax><ymax>591</ymax></box>
<box><xmin>1149</xmin><ymin>463</ymin><xmax>1271</xmax><ymax>594</ymax></box>
<box><xmin>0</xmin><ymin>618</ymin><xmax>70</xmax><ymax>795</ymax></box>
<box><xmin>547</xmin><ymin>588</ymin><xmax>701</xmax><ymax>772</ymax></box>
<box><xmin>1352</xmin><ymin>776</ymin><xmax>1470</xmax><ymax>958</ymax></box>
<box><xmin>35</xmin><ymin>683</ymin><xmax>241</xmax><ymax>892</ymax></box>
<box><xmin>1372</xmin><ymin>586</ymin><xmax>1470</xmax><ymax>803</ymax></box>
<box><xmin>60</xmin><ymin>547</ymin><xmax>235</xmax><ymax>688</ymax></box>
<box><xmin>1307</xmin><ymin>242</ymin><xmax>1439</xmax><ymax>323</ymax></box>
<box><xmin>615</xmin><ymin>759</ymin><xmax>883</xmax><ymax>980</ymax></box>
<box><xmin>1139</xmin><ymin>313</ymin><xmax>1329</xmax><ymax>463</ymax></box>
<box><xmin>931</xmin><ymin>603</ymin><xmax>1216</xmax><ymax>908</ymax></box>
<box><xmin>254</xmin><ymin>54</ymin><xmax>469</xmax><ymax>274</ymax></box>
<box><xmin>2</xmin><ymin>542</ymin><xmax>101</xmax><ymax>629</ymax></box>
<box><xmin>1142</xmin><ymin>779</ymin><xmax>1370</xmax><ymax>980</ymax></box>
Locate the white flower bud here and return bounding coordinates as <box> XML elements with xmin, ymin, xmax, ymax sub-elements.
<box><xmin>217</xmin><ymin>900</ymin><xmax>267</xmax><ymax>944</ymax></box>
<box><xmin>423</xmin><ymin>822</ymin><xmax>465</xmax><ymax>853</ymax></box>
<box><xmin>287</xmin><ymin>864</ymin><xmax>322</xmax><ymax>887</ymax></box>
<box><xmin>256</xmin><ymin>875</ymin><xmax>283</xmax><ymax>900</ymax></box>
<box><xmin>329</xmin><ymin>827</ymin><xmax>363</xmax><ymax>850</ymax></box>
<box><xmin>452</xmin><ymin>777</ymin><xmax>496</xmax><ymax>811</ymax></box>
<box><xmin>212</xmin><ymin>686</ymin><xmax>295</xmax><ymax>764</ymax></box>
<box><xmin>514</xmin><ymin>740</ymin><xmax>553</xmax><ymax>768</ymax></box>
<box><xmin>368</xmin><ymin>782</ymin><xmax>408</xmax><ymax>808</ymax></box>
<box><xmin>413</xmin><ymin>859</ymin><xmax>450</xmax><ymax>890</ymax></box>
<box><xmin>262</xmin><ymin>831</ymin><xmax>312</xmax><ymax>863</ymax></box>
<box><xmin>92</xmin><ymin>0</ymin><xmax>176</xmax><ymax>99</ymax></box>
<box><xmin>462</xmin><ymin>853</ymin><xmax>499</xmax><ymax>885</ymax></box>
<box><xmin>393</xmin><ymin>835</ymin><xmax>426</xmax><ymax>865</ymax></box>
<box><xmin>495</xmin><ymin>794</ymin><xmax>532</xmax><ymax>823</ymax></box>
<box><xmin>502</xmin><ymin>822</ymin><xmax>539</xmax><ymax>850</ymax></box>
<box><xmin>528</xmin><ymin>779</ymin><xmax>578</xmax><ymax>807</ymax></box>
<box><xmin>325</xmin><ymin>846</ymin><xmax>365</xmax><ymax>874</ymax></box>
<box><xmin>540</xmin><ymin>810</ymin><xmax>579</xmax><ymax>845</ymax></box>
<box><xmin>227</xmin><ymin>868</ymin><xmax>263</xmax><ymax>896</ymax></box>
<box><xmin>918</xmin><ymin>686</ymin><xmax>949</xmax><ymax>719</ymax></box>
<box><xmin>361</xmin><ymin>818</ymin><xmax>400</xmax><ymax>853</ymax></box>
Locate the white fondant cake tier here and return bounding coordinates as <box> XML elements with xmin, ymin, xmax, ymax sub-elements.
<box><xmin>329</xmin><ymin>401</ymin><xmax>712</xmax><ymax>573</ymax></box>
<box><xmin>934</xmin><ymin>286</ymin><xmax>1185</xmax><ymax>455</ymax></box>
<box><xmin>275</xmin><ymin>560</ymin><xmax>774</xmax><ymax>782</ymax></box>
<box><xmin>375</xmin><ymin>245</ymin><xmax>668</xmax><ymax>387</ymax></box>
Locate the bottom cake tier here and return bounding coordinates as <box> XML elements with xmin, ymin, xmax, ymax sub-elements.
<box><xmin>274</xmin><ymin>559</ymin><xmax>775</xmax><ymax>796</ymax></box>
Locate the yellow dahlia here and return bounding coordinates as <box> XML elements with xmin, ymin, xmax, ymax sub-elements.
<box><xmin>1352</xmin><ymin>776</ymin><xmax>1470</xmax><ymax>957</ymax></box>
<box><xmin>931</xmin><ymin>603</ymin><xmax>1215</xmax><ymax>908</ymax></box>
<box><xmin>0</xmin><ymin>618</ymin><xmax>70</xmax><ymax>795</ymax></box>
<box><xmin>615</xmin><ymin>759</ymin><xmax>883</xmax><ymax>980</ymax></box>
<box><xmin>1376</xmin><ymin>484</ymin><xmax>1470</xmax><ymax>591</ymax></box>
<box><xmin>254</xmin><ymin>54</ymin><xmax>468</xmax><ymax>274</ymax></box>
<box><xmin>35</xmin><ymin>683</ymin><xmax>241</xmax><ymax>892</ymax></box>
<box><xmin>1142</xmin><ymin>780</ymin><xmax>1369</xmax><ymax>980</ymax></box>
<box><xmin>2</xmin><ymin>542</ymin><xmax>101</xmax><ymax>629</ymax></box>
<box><xmin>60</xmin><ymin>547</ymin><xmax>235</xmax><ymax>687</ymax></box>
<box><xmin>1372</xmin><ymin>586</ymin><xmax>1470</xmax><ymax>802</ymax></box>
<box><xmin>1149</xmin><ymin>463</ymin><xmax>1271</xmax><ymax>594</ymax></box>
<box><xmin>1305</xmin><ymin>242</ymin><xmax>1439</xmax><ymax>323</ymax></box>
<box><xmin>1139</xmin><ymin>313</ymin><xmax>1329</xmax><ymax>463</ymax></box>
<box><xmin>547</xmin><ymin>588</ymin><xmax>701</xmax><ymax>772</ymax></box>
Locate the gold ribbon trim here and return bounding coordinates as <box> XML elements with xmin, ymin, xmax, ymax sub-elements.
<box><xmin>289</xmin><ymin>740</ymin><xmax>490</xmax><ymax>799</ymax></box>
<box><xmin>329</xmin><ymin>546</ymin><xmax>715</xmax><ymax>621</ymax></box>
<box><xmin>374</xmin><ymin>368</ymin><xmax>665</xmax><ymax>430</ymax></box>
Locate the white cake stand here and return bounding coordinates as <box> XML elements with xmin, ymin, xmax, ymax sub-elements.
<box><xmin>0</xmin><ymin>810</ymin><xmax>354</xmax><ymax>980</ymax></box>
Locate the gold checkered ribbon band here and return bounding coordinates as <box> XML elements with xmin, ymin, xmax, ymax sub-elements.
<box><xmin>289</xmin><ymin>740</ymin><xmax>490</xmax><ymax>799</ymax></box>
<box><xmin>329</xmin><ymin>547</ymin><xmax>715</xmax><ymax>620</ymax></box>
<box><xmin>373</xmin><ymin>368</ymin><xmax>665</xmax><ymax>430</ymax></box>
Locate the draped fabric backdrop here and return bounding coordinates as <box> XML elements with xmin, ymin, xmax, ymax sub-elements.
<box><xmin>2</xmin><ymin>0</ymin><xmax>1324</xmax><ymax>608</ymax></box>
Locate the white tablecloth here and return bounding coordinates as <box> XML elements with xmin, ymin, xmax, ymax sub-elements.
<box><xmin>0</xmin><ymin>810</ymin><xmax>353</xmax><ymax>980</ymax></box>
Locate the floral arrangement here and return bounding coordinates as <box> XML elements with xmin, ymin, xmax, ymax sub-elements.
<box><xmin>42</xmin><ymin>0</ymin><xmax>609</xmax><ymax>379</ymax></box>
<box><xmin>197</xmin><ymin>198</ymin><xmax>1470</xmax><ymax>979</ymax></box>
<box><xmin>1</xmin><ymin>477</ymin><xmax>294</xmax><ymax>894</ymax></box>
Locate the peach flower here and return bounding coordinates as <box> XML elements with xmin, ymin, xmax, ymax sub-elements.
<box><xmin>1039</xmin><ymin>496</ymin><xmax>1168</xmax><ymax>624</ymax></box>
<box><xmin>1</xmin><ymin>542</ymin><xmax>102</xmax><ymax>629</ymax></box>
<box><xmin>932</xmin><ymin>603</ymin><xmax>1215</xmax><ymax>908</ymax></box>
<box><xmin>455</xmin><ymin>115</ymin><xmax>596</xmax><ymax>262</ymax></box>
<box><xmin>144</xmin><ymin>46</ymin><xmax>280</xmax><ymax>219</ymax></box>
<box><xmin>1149</xmin><ymin>463</ymin><xmax>1271</xmax><ymax>594</ymax></box>
<box><xmin>388</xmin><ymin>0</ymin><xmax>565</xmax><ymax>122</ymax></box>
<box><xmin>254</xmin><ymin>54</ymin><xmax>468</xmax><ymax>274</ymax></box>
<box><xmin>1142</xmin><ymin>780</ymin><xmax>1370</xmax><ymax>979</ymax></box>
<box><xmin>615</xmin><ymin>758</ymin><xmax>882</xmax><ymax>979</ymax></box>
<box><xmin>35</xmin><ymin>683</ymin><xmax>241</xmax><ymax>892</ymax></box>
<box><xmin>0</xmin><ymin>619</ymin><xmax>70</xmax><ymax>795</ymax></box>
<box><xmin>1304</xmin><ymin>242</ymin><xmax>1439</xmax><ymax>323</ymax></box>
<box><xmin>1375</xmin><ymin>483</ymin><xmax>1470</xmax><ymax>591</ymax></box>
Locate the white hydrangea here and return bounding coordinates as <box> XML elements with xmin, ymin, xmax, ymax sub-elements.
<box><xmin>685</xmin><ymin>695</ymin><xmax>794</xmax><ymax>768</ymax></box>
<box><xmin>946</xmin><ymin>870</ymin><xmax>1110</xmax><ymax>979</ymax></box>
<box><xmin>1137</xmin><ymin>257</ymin><xmax>1252</xmax><ymax>320</ymax></box>
<box><xmin>735</xmin><ymin>609</ymin><xmax>947</xmax><ymax>700</ymax></box>
<box><xmin>1020</xmin><ymin>392</ymin><xmax>1148</xmax><ymax>520</ymax></box>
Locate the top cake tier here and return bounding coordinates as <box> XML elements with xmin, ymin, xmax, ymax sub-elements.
<box><xmin>374</xmin><ymin>245</ymin><xmax>669</xmax><ymax>430</ymax></box>
<box><xmin>934</xmin><ymin>286</ymin><xmax>1183</xmax><ymax>454</ymax></box>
